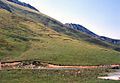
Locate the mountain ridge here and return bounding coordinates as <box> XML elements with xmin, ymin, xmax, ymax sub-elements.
<box><xmin>7</xmin><ymin>0</ymin><xmax>39</xmax><ymax>11</ymax></box>
<box><xmin>65</xmin><ymin>23</ymin><xmax>120</xmax><ymax>45</ymax></box>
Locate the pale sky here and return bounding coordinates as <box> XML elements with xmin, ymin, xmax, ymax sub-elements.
<box><xmin>19</xmin><ymin>0</ymin><xmax>120</xmax><ymax>39</ymax></box>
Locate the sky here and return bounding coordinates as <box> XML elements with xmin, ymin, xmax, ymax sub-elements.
<box><xmin>19</xmin><ymin>0</ymin><xmax>120</xmax><ymax>39</ymax></box>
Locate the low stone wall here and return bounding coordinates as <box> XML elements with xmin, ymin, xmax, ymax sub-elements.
<box><xmin>0</xmin><ymin>61</ymin><xmax>45</xmax><ymax>69</ymax></box>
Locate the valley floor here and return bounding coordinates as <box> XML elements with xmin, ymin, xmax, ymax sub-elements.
<box><xmin>0</xmin><ymin>68</ymin><xmax>120</xmax><ymax>83</ymax></box>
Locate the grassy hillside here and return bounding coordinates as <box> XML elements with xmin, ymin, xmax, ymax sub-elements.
<box><xmin>0</xmin><ymin>9</ymin><xmax>30</xmax><ymax>60</ymax></box>
<box><xmin>0</xmin><ymin>9</ymin><xmax>56</xmax><ymax>61</ymax></box>
<box><xmin>0</xmin><ymin>9</ymin><xmax>120</xmax><ymax>66</ymax></box>
<box><xmin>1</xmin><ymin>0</ymin><xmax>120</xmax><ymax>52</ymax></box>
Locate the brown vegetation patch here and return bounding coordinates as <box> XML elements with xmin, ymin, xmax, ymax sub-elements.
<box><xmin>48</xmin><ymin>34</ymin><xmax>61</xmax><ymax>38</ymax></box>
<box><xmin>101</xmin><ymin>49</ymin><xmax>111</xmax><ymax>52</ymax></box>
<box><xmin>0</xmin><ymin>38</ymin><xmax>5</xmax><ymax>42</ymax></box>
<box><xmin>64</xmin><ymin>39</ymin><xmax>72</xmax><ymax>42</ymax></box>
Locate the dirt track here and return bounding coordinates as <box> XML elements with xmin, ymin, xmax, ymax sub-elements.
<box><xmin>0</xmin><ymin>61</ymin><xmax>119</xmax><ymax>69</ymax></box>
<box><xmin>46</xmin><ymin>64</ymin><xmax>119</xmax><ymax>69</ymax></box>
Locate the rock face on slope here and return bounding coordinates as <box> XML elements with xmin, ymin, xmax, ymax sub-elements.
<box><xmin>7</xmin><ymin>0</ymin><xmax>39</xmax><ymax>11</ymax></box>
<box><xmin>65</xmin><ymin>23</ymin><xmax>99</xmax><ymax>38</ymax></box>
<box><xmin>65</xmin><ymin>23</ymin><xmax>120</xmax><ymax>45</ymax></box>
<box><xmin>0</xmin><ymin>0</ymin><xmax>11</xmax><ymax>12</ymax></box>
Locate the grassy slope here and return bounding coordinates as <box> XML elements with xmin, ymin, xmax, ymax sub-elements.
<box><xmin>0</xmin><ymin>9</ymin><xmax>120</xmax><ymax>65</ymax></box>
<box><xmin>3</xmin><ymin>0</ymin><xmax>120</xmax><ymax>52</ymax></box>
<box><xmin>0</xmin><ymin>9</ymin><xmax>30</xmax><ymax>60</ymax></box>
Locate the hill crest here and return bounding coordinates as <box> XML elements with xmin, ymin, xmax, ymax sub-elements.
<box><xmin>7</xmin><ymin>0</ymin><xmax>39</xmax><ymax>11</ymax></box>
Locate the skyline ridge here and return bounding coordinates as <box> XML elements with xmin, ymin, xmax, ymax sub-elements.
<box><xmin>19</xmin><ymin>0</ymin><xmax>120</xmax><ymax>39</ymax></box>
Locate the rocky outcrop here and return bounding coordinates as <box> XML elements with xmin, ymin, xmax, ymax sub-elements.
<box><xmin>0</xmin><ymin>0</ymin><xmax>12</xmax><ymax>12</ymax></box>
<box><xmin>65</xmin><ymin>23</ymin><xmax>99</xmax><ymax>38</ymax></box>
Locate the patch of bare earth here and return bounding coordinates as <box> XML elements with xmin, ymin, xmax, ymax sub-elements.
<box><xmin>48</xmin><ymin>34</ymin><xmax>61</xmax><ymax>38</ymax></box>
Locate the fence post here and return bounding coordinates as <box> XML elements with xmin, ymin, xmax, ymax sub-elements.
<box><xmin>0</xmin><ymin>62</ymin><xmax>1</xmax><ymax>69</ymax></box>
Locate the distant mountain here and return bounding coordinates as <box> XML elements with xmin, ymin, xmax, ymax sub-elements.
<box><xmin>65</xmin><ymin>23</ymin><xmax>120</xmax><ymax>45</ymax></box>
<box><xmin>7</xmin><ymin>0</ymin><xmax>39</xmax><ymax>11</ymax></box>
<box><xmin>100</xmin><ymin>36</ymin><xmax>120</xmax><ymax>45</ymax></box>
